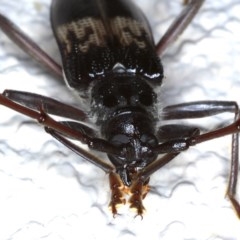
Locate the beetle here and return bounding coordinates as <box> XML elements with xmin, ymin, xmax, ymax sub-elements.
<box><xmin>0</xmin><ymin>0</ymin><xmax>240</xmax><ymax>217</ymax></box>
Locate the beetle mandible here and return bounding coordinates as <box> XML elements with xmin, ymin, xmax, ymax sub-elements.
<box><xmin>0</xmin><ymin>0</ymin><xmax>240</xmax><ymax>217</ymax></box>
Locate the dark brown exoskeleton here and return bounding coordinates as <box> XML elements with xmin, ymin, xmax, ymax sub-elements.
<box><xmin>0</xmin><ymin>0</ymin><xmax>240</xmax><ymax>217</ymax></box>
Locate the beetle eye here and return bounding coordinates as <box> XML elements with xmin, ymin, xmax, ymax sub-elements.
<box><xmin>140</xmin><ymin>134</ymin><xmax>157</xmax><ymax>147</ymax></box>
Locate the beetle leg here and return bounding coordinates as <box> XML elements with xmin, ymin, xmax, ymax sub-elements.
<box><xmin>137</xmin><ymin>114</ymin><xmax>240</xmax><ymax>194</ymax></box>
<box><xmin>127</xmin><ymin>154</ymin><xmax>181</xmax><ymax>217</ymax></box>
<box><xmin>0</xmin><ymin>94</ymin><xmax>120</xmax><ymax>156</ymax></box>
<box><xmin>45</xmin><ymin>127</ymin><xmax>114</xmax><ymax>173</ymax></box>
<box><xmin>226</xmin><ymin>128</ymin><xmax>240</xmax><ymax>218</ymax></box>
<box><xmin>46</xmin><ymin>121</ymin><xmax>115</xmax><ymax>161</ymax></box>
<box><xmin>57</xmin><ymin>121</ymin><xmax>97</xmax><ymax>139</ymax></box>
<box><xmin>157</xmin><ymin>124</ymin><xmax>200</xmax><ymax>141</ymax></box>
<box><xmin>162</xmin><ymin>101</ymin><xmax>238</xmax><ymax>120</ymax></box>
<box><xmin>192</xmin><ymin>120</ymin><xmax>240</xmax><ymax>217</ymax></box>
<box><xmin>162</xmin><ymin>101</ymin><xmax>240</xmax><ymax>217</ymax></box>
<box><xmin>137</xmin><ymin>153</ymin><xmax>181</xmax><ymax>185</ymax></box>
<box><xmin>0</xmin><ymin>13</ymin><xmax>62</xmax><ymax>78</ymax></box>
<box><xmin>3</xmin><ymin>90</ymin><xmax>88</xmax><ymax>121</ymax></box>
<box><xmin>145</xmin><ymin>121</ymin><xmax>240</xmax><ymax>217</ymax></box>
<box><xmin>156</xmin><ymin>0</ymin><xmax>205</xmax><ymax>55</ymax></box>
<box><xmin>152</xmin><ymin>118</ymin><xmax>240</xmax><ymax>171</ymax></box>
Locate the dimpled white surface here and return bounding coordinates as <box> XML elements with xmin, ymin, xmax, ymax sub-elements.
<box><xmin>0</xmin><ymin>0</ymin><xmax>240</xmax><ymax>239</ymax></box>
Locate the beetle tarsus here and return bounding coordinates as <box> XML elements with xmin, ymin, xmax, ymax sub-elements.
<box><xmin>129</xmin><ymin>180</ymin><xmax>149</xmax><ymax>218</ymax></box>
<box><xmin>109</xmin><ymin>172</ymin><xmax>126</xmax><ymax>216</ymax></box>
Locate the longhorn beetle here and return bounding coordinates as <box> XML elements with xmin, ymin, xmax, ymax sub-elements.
<box><xmin>0</xmin><ymin>0</ymin><xmax>240</xmax><ymax>217</ymax></box>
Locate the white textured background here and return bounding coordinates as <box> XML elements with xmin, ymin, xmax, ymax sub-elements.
<box><xmin>0</xmin><ymin>0</ymin><xmax>240</xmax><ymax>239</ymax></box>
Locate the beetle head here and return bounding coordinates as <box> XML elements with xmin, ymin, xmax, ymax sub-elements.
<box><xmin>106</xmin><ymin>110</ymin><xmax>158</xmax><ymax>186</ymax></box>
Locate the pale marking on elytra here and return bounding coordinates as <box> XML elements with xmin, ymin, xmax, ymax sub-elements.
<box><xmin>110</xmin><ymin>16</ymin><xmax>148</xmax><ymax>49</ymax></box>
<box><xmin>57</xmin><ymin>17</ymin><xmax>149</xmax><ymax>54</ymax></box>
<box><xmin>57</xmin><ymin>17</ymin><xmax>107</xmax><ymax>53</ymax></box>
